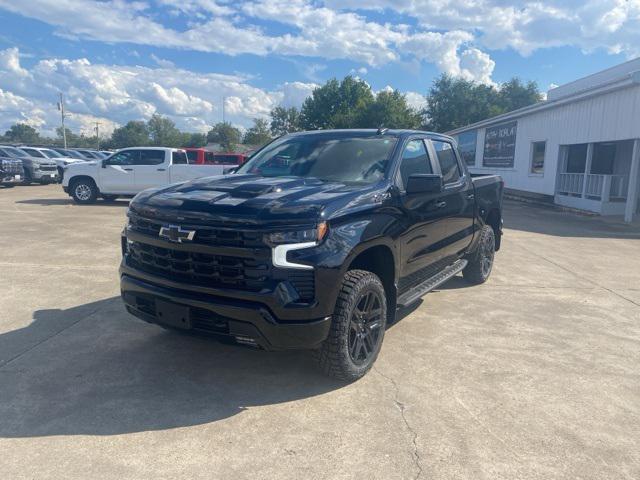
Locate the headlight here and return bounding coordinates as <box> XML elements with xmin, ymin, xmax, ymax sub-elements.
<box><xmin>266</xmin><ymin>222</ymin><xmax>328</xmax><ymax>246</ymax></box>
<box><xmin>270</xmin><ymin>222</ymin><xmax>328</xmax><ymax>270</ymax></box>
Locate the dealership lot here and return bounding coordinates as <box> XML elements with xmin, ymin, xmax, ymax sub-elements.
<box><xmin>1</xmin><ymin>185</ymin><xmax>639</xmax><ymax>480</ymax></box>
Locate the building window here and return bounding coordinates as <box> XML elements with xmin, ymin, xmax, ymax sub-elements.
<box><xmin>530</xmin><ymin>141</ymin><xmax>546</xmax><ymax>174</ymax></box>
<box><xmin>566</xmin><ymin>144</ymin><xmax>588</xmax><ymax>173</ymax></box>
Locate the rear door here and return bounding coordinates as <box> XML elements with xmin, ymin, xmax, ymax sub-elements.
<box><xmin>100</xmin><ymin>150</ymin><xmax>137</xmax><ymax>193</ymax></box>
<box><xmin>428</xmin><ymin>139</ymin><xmax>475</xmax><ymax>257</ymax></box>
<box><xmin>397</xmin><ymin>138</ymin><xmax>452</xmax><ymax>284</ymax></box>
<box><xmin>132</xmin><ymin>149</ymin><xmax>169</xmax><ymax>191</ymax></box>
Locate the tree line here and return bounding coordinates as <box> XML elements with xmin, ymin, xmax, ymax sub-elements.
<box><xmin>0</xmin><ymin>74</ymin><xmax>542</xmax><ymax>151</ymax></box>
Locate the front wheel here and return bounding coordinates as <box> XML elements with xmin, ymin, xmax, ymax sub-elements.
<box><xmin>70</xmin><ymin>178</ymin><xmax>98</xmax><ymax>204</ymax></box>
<box><xmin>314</xmin><ymin>270</ymin><xmax>387</xmax><ymax>381</ymax></box>
<box><xmin>463</xmin><ymin>225</ymin><xmax>495</xmax><ymax>284</ymax></box>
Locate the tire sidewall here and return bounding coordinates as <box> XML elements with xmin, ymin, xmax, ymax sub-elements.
<box><xmin>338</xmin><ymin>273</ymin><xmax>387</xmax><ymax>378</ymax></box>
<box><xmin>71</xmin><ymin>179</ymin><xmax>97</xmax><ymax>204</ymax></box>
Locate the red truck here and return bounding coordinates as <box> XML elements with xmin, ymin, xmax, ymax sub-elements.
<box><xmin>184</xmin><ymin>148</ymin><xmax>248</xmax><ymax>167</ymax></box>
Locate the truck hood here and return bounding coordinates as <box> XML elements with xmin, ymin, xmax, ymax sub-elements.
<box><xmin>130</xmin><ymin>174</ymin><xmax>386</xmax><ymax>225</ymax></box>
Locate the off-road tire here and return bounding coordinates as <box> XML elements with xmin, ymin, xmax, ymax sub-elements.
<box><xmin>463</xmin><ymin>225</ymin><xmax>495</xmax><ymax>285</ymax></box>
<box><xmin>70</xmin><ymin>178</ymin><xmax>99</xmax><ymax>204</ymax></box>
<box><xmin>314</xmin><ymin>269</ymin><xmax>387</xmax><ymax>381</ymax></box>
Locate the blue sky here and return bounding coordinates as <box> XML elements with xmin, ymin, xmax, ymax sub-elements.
<box><xmin>0</xmin><ymin>0</ymin><xmax>636</xmax><ymax>136</ymax></box>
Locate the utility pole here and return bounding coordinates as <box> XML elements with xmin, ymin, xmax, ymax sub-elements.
<box><xmin>94</xmin><ymin>122</ymin><xmax>101</xmax><ymax>150</ymax></box>
<box><xmin>222</xmin><ymin>96</ymin><xmax>226</xmax><ymax>123</ymax></box>
<box><xmin>57</xmin><ymin>93</ymin><xmax>68</xmax><ymax>149</ymax></box>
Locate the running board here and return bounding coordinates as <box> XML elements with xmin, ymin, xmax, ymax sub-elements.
<box><xmin>397</xmin><ymin>259</ymin><xmax>468</xmax><ymax>307</ymax></box>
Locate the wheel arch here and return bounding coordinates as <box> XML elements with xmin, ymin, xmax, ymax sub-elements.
<box><xmin>345</xmin><ymin>243</ymin><xmax>397</xmax><ymax>322</ymax></box>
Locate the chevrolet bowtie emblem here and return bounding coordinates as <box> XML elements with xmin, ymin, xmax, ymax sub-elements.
<box><xmin>159</xmin><ymin>225</ymin><xmax>196</xmax><ymax>243</ymax></box>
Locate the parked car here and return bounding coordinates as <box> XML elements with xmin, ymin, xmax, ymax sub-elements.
<box><xmin>62</xmin><ymin>147</ymin><xmax>225</xmax><ymax>203</ymax></box>
<box><xmin>0</xmin><ymin>155</ymin><xmax>23</xmax><ymax>187</ymax></box>
<box><xmin>0</xmin><ymin>146</ymin><xmax>58</xmax><ymax>184</ymax></box>
<box><xmin>73</xmin><ymin>149</ymin><xmax>105</xmax><ymax>160</ymax></box>
<box><xmin>50</xmin><ymin>147</ymin><xmax>90</xmax><ymax>160</ymax></box>
<box><xmin>20</xmin><ymin>146</ymin><xmax>85</xmax><ymax>182</ymax></box>
<box><xmin>120</xmin><ymin>129</ymin><xmax>504</xmax><ymax>380</ymax></box>
<box><xmin>184</xmin><ymin>148</ymin><xmax>247</xmax><ymax>167</ymax></box>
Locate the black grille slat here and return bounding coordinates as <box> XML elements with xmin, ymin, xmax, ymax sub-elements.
<box><xmin>127</xmin><ymin>240</ymin><xmax>270</xmax><ymax>291</ymax></box>
<box><xmin>128</xmin><ymin>214</ymin><xmax>266</xmax><ymax>248</ymax></box>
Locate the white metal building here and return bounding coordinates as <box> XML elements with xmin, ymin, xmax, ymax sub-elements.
<box><xmin>447</xmin><ymin>59</ymin><xmax>640</xmax><ymax>223</ymax></box>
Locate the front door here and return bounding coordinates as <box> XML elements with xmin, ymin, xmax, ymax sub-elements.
<box><xmin>100</xmin><ymin>150</ymin><xmax>137</xmax><ymax>193</ymax></box>
<box><xmin>397</xmin><ymin>138</ymin><xmax>452</xmax><ymax>286</ymax></box>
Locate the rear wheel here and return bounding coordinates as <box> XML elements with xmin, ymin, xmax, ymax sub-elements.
<box><xmin>463</xmin><ymin>225</ymin><xmax>495</xmax><ymax>284</ymax></box>
<box><xmin>314</xmin><ymin>270</ymin><xmax>387</xmax><ymax>381</ymax></box>
<box><xmin>70</xmin><ymin>178</ymin><xmax>98</xmax><ymax>204</ymax></box>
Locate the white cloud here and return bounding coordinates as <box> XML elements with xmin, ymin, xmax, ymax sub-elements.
<box><xmin>0</xmin><ymin>0</ymin><xmax>497</xmax><ymax>83</ymax></box>
<box><xmin>0</xmin><ymin>48</ymin><xmax>317</xmax><ymax>135</ymax></box>
<box><xmin>150</xmin><ymin>54</ymin><xmax>175</xmax><ymax>69</ymax></box>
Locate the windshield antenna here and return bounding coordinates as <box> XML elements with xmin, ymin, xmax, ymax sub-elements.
<box><xmin>377</xmin><ymin>125</ymin><xmax>388</xmax><ymax>135</ymax></box>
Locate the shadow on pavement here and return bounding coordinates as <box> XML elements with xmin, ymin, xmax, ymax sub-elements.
<box><xmin>16</xmin><ymin>198</ymin><xmax>130</xmax><ymax>207</ymax></box>
<box><xmin>0</xmin><ymin>297</ymin><xmax>344</xmax><ymax>438</ymax></box>
<box><xmin>503</xmin><ymin>200</ymin><xmax>640</xmax><ymax>239</ymax></box>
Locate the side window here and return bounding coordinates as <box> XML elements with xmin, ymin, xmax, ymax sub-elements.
<box><xmin>399</xmin><ymin>139</ymin><xmax>432</xmax><ymax>188</ymax></box>
<box><xmin>205</xmin><ymin>152</ymin><xmax>215</xmax><ymax>164</ymax></box>
<box><xmin>106</xmin><ymin>150</ymin><xmax>138</xmax><ymax>166</ymax></box>
<box><xmin>185</xmin><ymin>151</ymin><xmax>198</xmax><ymax>163</ymax></box>
<box><xmin>22</xmin><ymin>148</ymin><xmax>44</xmax><ymax>158</ymax></box>
<box><xmin>213</xmin><ymin>154</ymin><xmax>238</xmax><ymax>165</ymax></box>
<box><xmin>432</xmin><ymin>140</ymin><xmax>461</xmax><ymax>184</ymax></box>
<box><xmin>172</xmin><ymin>151</ymin><xmax>188</xmax><ymax>164</ymax></box>
<box><xmin>137</xmin><ymin>150</ymin><xmax>165</xmax><ymax>165</ymax></box>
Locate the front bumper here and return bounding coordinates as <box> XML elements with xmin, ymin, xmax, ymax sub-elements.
<box><xmin>1</xmin><ymin>174</ymin><xmax>22</xmax><ymax>184</ymax></box>
<box><xmin>33</xmin><ymin>170</ymin><xmax>59</xmax><ymax>182</ymax></box>
<box><xmin>120</xmin><ymin>273</ymin><xmax>332</xmax><ymax>350</ymax></box>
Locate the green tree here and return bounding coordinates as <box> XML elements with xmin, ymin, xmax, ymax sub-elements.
<box><xmin>425</xmin><ymin>74</ymin><xmax>542</xmax><ymax>133</ymax></box>
<box><xmin>270</xmin><ymin>106</ymin><xmax>301</xmax><ymax>136</ymax></box>
<box><xmin>497</xmin><ymin>78</ymin><xmax>543</xmax><ymax>113</ymax></box>
<box><xmin>108</xmin><ymin>121</ymin><xmax>150</xmax><ymax>149</ymax></box>
<box><xmin>4</xmin><ymin>123</ymin><xmax>41</xmax><ymax>144</ymax></box>
<box><xmin>300</xmin><ymin>76</ymin><xmax>374</xmax><ymax>130</ymax></box>
<box><xmin>207</xmin><ymin>122</ymin><xmax>242</xmax><ymax>151</ymax></box>
<box><xmin>243</xmin><ymin>118</ymin><xmax>272</xmax><ymax>146</ymax></box>
<box><xmin>180</xmin><ymin>132</ymin><xmax>207</xmax><ymax>148</ymax></box>
<box><xmin>361</xmin><ymin>89</ymin><xmax>422</xmax><ymax>129</ymax></box>
<box><xmin>147</xmin><ymin>114</ymin><xmax>182</xmax><ymax>147</ymax></box>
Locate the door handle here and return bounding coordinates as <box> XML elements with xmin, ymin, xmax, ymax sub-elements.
<box><xmin>467</xmin><ymin>193</ymin><xmax>475</xmax><ymax>200</ymax></box>
<box><xmin>157</xmin><ymin>168</ymin><xmax>166</xmax><ymax>171</ymax></box>
<box><xmin>123</xmin><ymin>168</ymin><xmax>133</xmax><ymax>171</ymax></box>
<box><xmin>435</xmin><ymin>200</ymin><xmax>447</xmax><ymax>209</ymax></box>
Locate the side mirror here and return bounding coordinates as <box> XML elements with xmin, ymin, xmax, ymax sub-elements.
<box><xmin>101</xmin><ymin>159</ymin><xmax>107</xmax><ymax>168</ymax></box>
<box><xmin>406</xmin><ymin>174</ymin><xmax>443</xmax><ymax>195</ymax></box>
<box><xmin>223</xmin><ymin>166</ymin><xmax>239</xmax><ymax>174</ymax></box>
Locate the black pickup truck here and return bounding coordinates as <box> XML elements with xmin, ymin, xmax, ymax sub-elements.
<box><xmin>120</xmin><ymin>129</ymin><xmax>503</xmax><ymax>380</ymax></box>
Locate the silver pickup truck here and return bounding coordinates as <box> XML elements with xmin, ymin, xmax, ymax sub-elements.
<box><xmin>0</xmin><ymin>146</ymin><xmax>58</xmax><ymax>184</ymax></box>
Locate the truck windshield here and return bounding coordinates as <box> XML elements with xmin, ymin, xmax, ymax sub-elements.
<box><xmin>237</xmin><ymin>133</ymin><xmax>398</xmax><ymax>185</ymax></box>
<box><xmin>0</xmin><ymin>146</ymin><xmax>28</xmax><ymax>158</ymax></box>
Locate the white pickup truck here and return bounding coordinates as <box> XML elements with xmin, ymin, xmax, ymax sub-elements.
<box><xmin>62</xmin><ymin>147</ymin><xmax>224</xmax><ymax>203</ymax></box>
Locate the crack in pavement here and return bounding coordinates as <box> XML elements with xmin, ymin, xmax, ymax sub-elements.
<box><xmin>374</xmin><ymin>366</ymin><xmax>424</xmax><ymax>480</ymax></box>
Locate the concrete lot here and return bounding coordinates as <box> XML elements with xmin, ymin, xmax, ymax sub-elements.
<box><xmin>1</xmin><ymin>184</ymin><xmax>639</xmax><ymax>480</ymax></box>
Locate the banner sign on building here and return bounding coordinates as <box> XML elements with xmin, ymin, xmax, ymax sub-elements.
<box><xmin>457</xmin><ymin>130</ymin><xmax>477</xmax><ymax>166</ymax></box>
<box><xmin>483</xmin><ymin>121</ymin><xmax>517</xmax><ymax>168</ymax></box>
